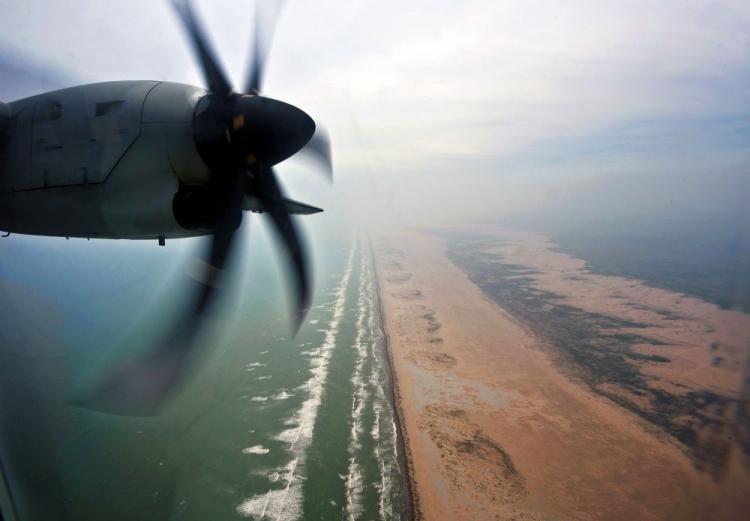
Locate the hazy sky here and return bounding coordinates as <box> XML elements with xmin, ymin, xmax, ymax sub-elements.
<box><xmin>1</xmin><ymin>0</ymin><xmax>749</xmax><ymax>226</ymax></box>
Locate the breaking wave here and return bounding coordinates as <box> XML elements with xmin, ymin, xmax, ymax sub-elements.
<box><xmin>243</xmin><ymin>446</ymin><xmax>270</xmax><ymax>455</ymax></box>
<box><xmin>344</xmin><ymin>245</ymin><xmax>371</xmax><ymax>520</ymax></box>
<box><xmin>236</xmin><ymin>240</ymin><xmax>357</xmax><ymax>520</ymax></box>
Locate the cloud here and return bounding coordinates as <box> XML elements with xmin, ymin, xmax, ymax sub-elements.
<box><xmin>284</xmin><ymin>0</ymin><xmax>750</xmax><ymax>174</ymax></box>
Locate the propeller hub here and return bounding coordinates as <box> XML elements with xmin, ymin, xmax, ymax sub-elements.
<box><xmin>193</xmin><ymin>94</ymin><xmax>315</xmax><ymax>177</ymax></box>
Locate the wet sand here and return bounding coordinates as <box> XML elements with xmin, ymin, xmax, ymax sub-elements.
<box><xmin>373</xmin><ymin>226</ymin><xmax>750</xmax><ymax>521</ymax></box>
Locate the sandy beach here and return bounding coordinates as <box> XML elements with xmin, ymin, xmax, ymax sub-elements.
<box><xmin>373</xmin><ymin>226</ymin><xmax>750</xmax><ymax>521</ymax></box>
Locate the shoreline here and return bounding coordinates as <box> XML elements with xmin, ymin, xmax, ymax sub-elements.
<box><xmin>369</xmin><ymin>237</ymin><xmax>419</xmax><ymax>521</ymax></box>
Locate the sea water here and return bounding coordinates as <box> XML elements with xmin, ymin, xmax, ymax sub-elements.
<box><xmin>0</xmin><ymin>226</ymin><xmax>405</xmax><ymax>520</ymax></box>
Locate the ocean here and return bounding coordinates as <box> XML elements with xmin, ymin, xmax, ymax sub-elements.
<box><xmin>505</xmin><ymin>169</ymin><xmax>750</xmax><ymax>313</ymax></box>
<box><xmin>0</xmin><ymin>226</ymin><xmax>406</xmax><ymax>520</ymax></box>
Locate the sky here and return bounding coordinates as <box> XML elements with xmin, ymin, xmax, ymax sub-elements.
<box><xmin>0</xmin><ymin>0</ymin><xmax>749</xmax><ymax>227</ymax></box>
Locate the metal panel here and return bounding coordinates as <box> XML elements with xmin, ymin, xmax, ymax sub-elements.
<box><xmin>142</xmin><ymin>81</ymin><xmax>206</xmax><ymax>123</ymax></box>
<box><xmin>143</xmin><ymin>82</ymin><xmax>211</xmax><ymax>184</ymax></box>
<box><xmin>0</xmin><ymin>107</ymin><xmax>33</xmax><ymax>192</ymax></box>
<box><xmin>22</xmin><ymin>81</ymin><xmax>158</xmax><ymax>191</ymax></box>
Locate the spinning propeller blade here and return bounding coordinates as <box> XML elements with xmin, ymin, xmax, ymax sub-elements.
<box><xmin>171</xmin><ymin>0</ymin><xmax>233</xmax><ymax>97</ymax></box>
<box><xmin>244</xmin><ymin>0</ymin><xmax>285</xmax><ymax>95</ymax></box>
<box><xmin>299</xmin><ymin>126</ymin><xmax>333</xmax><ymax>181</ymax></box>
<box><xmin>255</xmin><ymin>168</ymin><xmax>311</xmax><ymax>331</ymax></box>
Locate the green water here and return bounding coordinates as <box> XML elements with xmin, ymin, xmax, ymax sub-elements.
<box><xmin>0</xmin><ymin>228</ymin><xmax>405</xmax><ymax>520</ymax></box>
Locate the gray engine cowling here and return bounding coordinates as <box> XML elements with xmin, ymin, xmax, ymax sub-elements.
<box><xmin>0</xmin><ymin>102</ymin><xmax>9</xmax><ymax>135</ymax></box>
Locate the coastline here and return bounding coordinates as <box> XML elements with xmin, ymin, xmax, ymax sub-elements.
<box><xmin>370</xmin><ymin>226</ymin><xmax>750</xmax><ymax>520</ymax></box>
<box><xmin>369</xmin><ymin>237</ymin><xmax>419</xmax><ymax>521</ymax></box>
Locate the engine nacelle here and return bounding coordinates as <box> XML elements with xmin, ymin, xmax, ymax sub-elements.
<box><xmin>0</xmin><ymin>102</ymin><xmax>9</xmax><ymax>135</ymax></box>
<box><xmin>0</xmin><ymin>82</ymin><xmax>212</xmax><ymax>240</ymax></box>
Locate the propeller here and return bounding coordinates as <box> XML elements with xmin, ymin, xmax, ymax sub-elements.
<box><xmin>297</xmin><ymin>127</ymin><xmax>333</xmax><ymax>181</ymax></box>
<box><xmin>171</xmin><ymin>0</ymin><xmax>233</xmax><ymax>97</ymax></box>
<box><xmin>78</xmin><ymin>0</ymin><xmax>329</xmax><ymax>415</ymax></box>
<box><xmin>244</xmin><ymin>0</ymin><xmax>285</xmax><ymax>95</ymax></box>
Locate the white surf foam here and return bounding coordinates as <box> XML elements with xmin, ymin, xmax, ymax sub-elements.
<box><xmin>366</xmin><ymin>261</ymin><xmax>399</xmax><ymax>521</ymax></box>
<box><xmin>237</xmin><ymin>239</ymin><xmax>357</xmax><ymax>520</ymax></box>
<box><xmin>242</xmin><ymin>445</ymin><xmax>270</xmax><ymax>455</ymax></box>
<box><xmin>345</xmin><ymin>247</ymin><xmax>373</xmax><ymax>521</ymax></box>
